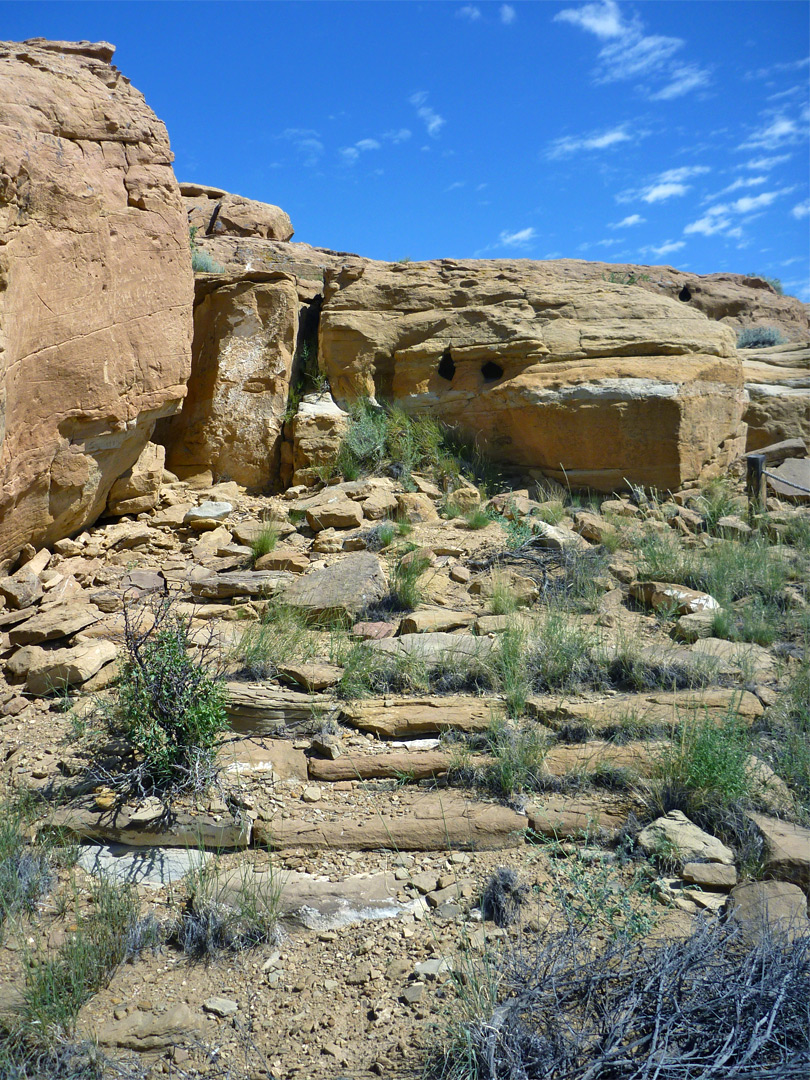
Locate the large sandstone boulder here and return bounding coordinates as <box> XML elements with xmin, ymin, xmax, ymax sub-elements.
<box><xmin>318</xmin><ymin>261</ymin><xmax>746</xmax><ymax>491</ymax></box>
<box><xmin>740</xmin><ymin>342</ymin><xmax>810</xmax><ymax>451</ymax></box>
<box><xmin>0</xmin><ymin>39</ymin><xmax>193</xmax><ymax>563</ymax></box>
<box><xmin>158</xmin><ymin>271</ymin><xmax>298</xmax><ymax>489</ymax></box>
<box><xmin>180</xmin><ymin>182</ymin><xmax>293</xmax><ymax>242</ymax></box>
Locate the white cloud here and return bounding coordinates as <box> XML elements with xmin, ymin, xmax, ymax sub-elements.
<box><xmin>633</xmin><ymin>165</ymin><xmax>710</xmax><ymax>204</ymax></box>
<box><xmin>684</xmin><ymin>189</ymin><xmax>790</xmax><ymax>238</ymax></box>
<box><xmin>791</xmin><ymin>200</ymin><xmax>810</xmax><ymax>219</ymax></box>
<box><xmin>280</xmin><ymin>128</ymin><xmax>324</xmax><ymax>167</ymax></box>
<box><xmin>745</xmin><ymin>55</ymin><xmax>810</xmax><ymax>81</ymax></box>
<box><xmin>500</xmin><ymin>4</ymin><xmax>516</xmax><ymax>25</ymax></box>
<box><xmin>741</xmin><ymin>154</ymin><xmax>791</xmax><ymax>170</ymax></box>
<box><xmin>608</xmin><ymin>213</ymin><xmax>646</xmax><ymax>228</ymax></box>
<box><xmin>383</xmin><ymin>128</ymin><xmax>412</xmax><ymax>143</ymax></box>
<box><xmin>740</xmin><ymin>114</ymin><xmax>802</xmax><ymax>151</ymax></box>
<box><xmin>546</xmin><ymin>123</ymin><xmax>634</xmax><ymax>159</ymax></box>
<box><xmin>339</xmin><ymin>138</ymin><xmax>381</xmax><ymax>165</ymax></box>
<box><xmin>729</xmin><ymin>190</ymin><xmax>782</xmax><ymax>214</ymax></box>
<box><xmin>684</xmin><ymin>213</ymin><xmax>733</xmax><ymax>237</ymax></box>
<box><xmin>499</xmin><ymin>227</ymin><xmax>537</xmax><ymax>247</ymax></box>
<box><xmin>649</xmin><ymin>64</ymin><xmax>710</xmax><ymax>100</ymax></box>
<box><xmin>555</xmin><ymin>0</ymin><xmax>626</xmax><ymax>39</ymax></box>
<box><xmin>446</xmin><ymin>181</ymin><xmax>465</xmax><ymax>192</ymax></box>
<box><xmin>554</xmin><ymin>1</ymin><xmax>710</xmax><ymax>99</ymax></box>
<box><xmin>708</xmin><ymin>176</ymin><xmax>767</xmax><ymax>198</ymax></box>
<box><xmin>457</xmin><ymin>5</ymin><xmax>481</xmax><ymax>20</ymax></box>
<box><xmin>409</xmin><ymin>92</ymin><xmax>445</xmax><ymax>137</ymax></box>
<box><xmin>650</xmin><ymin>240</ymin><xmax>686</xmax><ymax>257</ymax></box>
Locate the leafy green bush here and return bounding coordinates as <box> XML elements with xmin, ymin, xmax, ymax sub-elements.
<box><xmin>736</xmin><ymin>326</ymin><xmax>787</xmax><ymax>348</ymax></box>
<box><xmin>106</xmin><ymin>598</ymin><xmax>229</xmax><ymax>796</ymax></box>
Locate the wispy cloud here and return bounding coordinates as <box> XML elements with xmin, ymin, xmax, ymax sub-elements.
<box><xmin>631</xmin><ymin>165</ymin><xmax>710</xmax><ymax>204</ymax></box>
<box><xmin>707</xmin><ymin>176</ymin><xmax>767</xmax><ymax>199</ymax></box>
<box><xmin>739</xmin><ymin>112</ymin><xmax>806</xmax><ymax>151</ymax></box>
<box><xmin>649</xmin><ymin>64</ymin><xmax>710</xmax><ymax>100</ymax></box>
<box><xmin>456</xmin><ymin>5</ymin><xmax>481</xmax><ymax>20</ymax></box>
<box><xmin>339</xmin><ymin>138</ymin><xmax>381</xmax><ymax>165</ymax></box>
<box><xmin>499</xmin><ymin>227</ymin><xmax>537</xmax><ymax>247</ymax></box>
<box><xmin>555</xmin><ymin>0</ymin><xmax>710</xmax><ymax>99</ymax></box>
<box><xmin>383</xmin><ymin>128</ymin><xmax>412</xmax><ymax>144</ymax></box>
<box><xmin>647</xmin><ymin>239</ymin><xmax>686</xmax><ymax>258</ymax></box>
<box><xmin>545</xmin><ymin>123</ymin><xmax>636</xmax><ymax>159</ymax></box>
<box><xmin>684</xmin><ymin>187</ymin><xmax>792</xmax><ymax>238</ymax></box>
<box><xmin>745</xmin><ymin>55</ymin><xmax>810</xmax><ymax>81</ymax></box>
<box><xmin>608</xmin><ymin>213</ymin><xmax>646</xmax><ymax>228</ymax></box>
<box><xmin>410</xmin><ymin>92</ymin><xmax>445</xmax><ymax>137</ymax></box>
<box><xmin>279</xmin><ymin>127</ymin><xmax>324</xmax><ymax>167</ymax></box>
<box><xmin>790</xmin><ymin>199</ymin><xmax>810</xmax><ymax>219</ymax></box>
<box><xmin>500</xmin><ymin>4</ymin><xmax>516</xmax><ymax>25</ymax></box>
<box><xmin>740</xmin><ymin>154</ymin><xmax>791</xmax><ymax>171</ymax></box>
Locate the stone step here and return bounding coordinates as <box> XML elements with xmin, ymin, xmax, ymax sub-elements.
<box><xmin>340</xmin><ymin>696</ymin><xmax>506</xmax><ymax>738</ymax></box>
<box><xmin>253</xmin><ymin>791</ymin><xmax>525</xmax><ymax>851</ymax></box>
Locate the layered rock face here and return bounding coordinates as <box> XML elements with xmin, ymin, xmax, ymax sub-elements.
<box><xmin>0</xmin><ymin>39</ymin><xmax>192</xmax><ymax>563</ymax></box>
<box><xmin>319</xmin><ymin>261</ymin><xmax>746</xmax><ymax>491</ymax></box>
<box><xmin>181</xmin><ymin>182</ymin><xmax>293</xmax><ymax>242</ymax></box>
<box><xmin>740</xmin><ymin>343</ymin><xmax>810</xmax><ymax>451</ymax></box>
<box><xmin>159</xmin><ymin>271</ymin><xmax>299</xmax><ymax>489</ymax></box>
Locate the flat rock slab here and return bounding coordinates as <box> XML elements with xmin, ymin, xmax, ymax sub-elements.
<box><xmin>277</xmin><ymin>661</ymin><xmax>343</xmax><ymax>691</ymax></box>
<box><xmin>225</xmin><ymin>682</ymin><xmax>335</xmax><ymax>734</ymax></box>
<box><xmin>630</xmin><ymin>580</ymin><xmax>720</xmax><ymax>615</ymax></box>
<box><xmin>280</xmin><ymin>551</ymin><xmax>387</xmax><ymax>621</ymax></box>
<box><xmin>254</xmin><ymin>792</ymin><xmax>525</xmax><ymax>851</ymax></box>
<box><xmin>308</xmin><ymin>750</ymin><xmax>454</xmax><ymax>782</ymax></box>
<box><xmin>8</xmin><ymin>599</ymin><xmax>101</xmax><ymax>646</ymax></box>
<box><xmin>94</xmin><ymin>1003</ymin><xmax>200</xmax><ymax>1050</ymax></box>
<box><xmin>219</xmin><ymin>867</ymin><xmax>415</xmax><ymax>930</ymax></box>
<box><xmin>369</xmin><ymin>632</ymin><xmax>494</xmax><ymax>664</ymax></box>
<box><xmin>748</xmin><ymin>812</ymin><xmax>810</xmax><ymax>892</ymax></box>
<box><xmin>8</xmin><ymin>638</ymin><xmax>117</xmax><ymax>696</ymax></box>
<box><xmin>527</xmin><ymin>688</ymin><xmax>763</xmax><ymax>733</ymax></box>
<box><xmin>50</xmin><ymin>802</ymin><xmax>251</xmax><ymax>850</ymax></box>
<box><xmin>691</xmin><ymin>637</ymin><xmax>775</xmax><ymax>680</ymax></box>
<box><xmin>217</xmin><ymin>735</ymin><xmax>308</xmax><ymax>781</ymax></box>
<box><xmin>190</xmin><ymin>570</ymin><xmax>291</xmax><ymax>599</ymax></box>
<box><xmin>525</xmin><ymin>795</ymin><xmax>627</xmax><ymax>839</ymax></box>
<box><xmin>340</xmin><ymin>696</ymin><xmax>506</xmax><ymax>738</ymax></box>
<box><xmin>542</xmin><ymin>740</ymin><xmax>659</xmax><ymax>777</ymax></box>
<box><xmin>399</xmin><ymin>609</ymin><xmax>476</xmax><ymax>634</ymax></box>
<box><xmin>77</xmin><ymin>843</ymin><xmax>211</xmax><ymax>887</ymax></box>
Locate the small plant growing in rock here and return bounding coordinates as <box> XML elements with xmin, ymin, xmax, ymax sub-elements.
<box><xmin>736</xmin><ymin>325</ymin><xmax>787</xmax><ymax>349</ymax></box>
<box><xmin>480</xmin><ymin>868</ymin><xmax>529</xmax><ymax>927</ymax></box>
<box><xmin>250</xmin><ymin>523</ymin><xmax>279</xmax><ymax>563</ymax></box>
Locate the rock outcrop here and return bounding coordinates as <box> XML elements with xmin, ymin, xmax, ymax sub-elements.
<box><xmin>318</xmin><ymin>260</ymin><xmax>746</xmax><ymax>491</ymax></box>
<box><xmin>158</xmin><ymin>271</ymin><xmax>299</xmax><ymax>489</ymax></box>
<box><xmin>740</xmin><ymin>342</ymin><xmax>810</xmax><ymax>451</ymax></box>
<box><xmin>0</xmin><ymin>39</ymin><xmax>192</xmax><ymax>563</ymax></box>
<box><xmin>180</xmin><ymin>182</ymin><xmax>293</xmax><ymax>242</ymax></box>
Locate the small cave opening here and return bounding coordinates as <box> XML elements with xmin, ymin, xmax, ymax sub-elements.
<box><xmin>438</xmin><ymin>348</ymin><xmax>456</xmax><ymax>381</ymax></box>
<box><xmin>481</xmin><ymin>361</ymin><xmax>504</xmax><ymax>382</ymax></box>
<box><xmin>678</xmin><ymin>285</ymin><xmax>692</xmax><ymax>302</ymax></box>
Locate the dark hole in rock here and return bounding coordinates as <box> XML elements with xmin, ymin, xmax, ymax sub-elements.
<box><xmin>481</xmin><ymin>361</ymin><xmax>504</xmax><ymax>382</ymax></box>
<box><xmin>438</xmin><ymin>348</ymin><xmax>455</xmax><ymax>381</ymax></box>
<box><xmin>679</xmin><ymin>286</ymin><xmax>692</xmax><ymax>302</ymax></box>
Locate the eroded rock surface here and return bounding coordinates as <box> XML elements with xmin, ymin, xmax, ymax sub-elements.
<box><xmin>0</xmin><ymin>39</ymin><xmax>193</xmax><ymax>562</ymax></box>
<box><xmin>318</xmin><ymin>261</ymin><xmax>746</xmax><ymax>491</ymax></box>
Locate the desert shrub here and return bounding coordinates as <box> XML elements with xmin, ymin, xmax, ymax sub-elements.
<box><xmin>390</xmin><ymin>550</ymin><xmax>433</xmax><ymax>610</ymax></box>
<box><xmin>748</xmin><ymin>273</ymin><xmax>785</xmax><ymax>295</ymax></box>
<box><xmin>334</xmin><ymin>398</ymin><xmax>449</xmax><ymax>486</ymax></box>
<box><xmin>526</xmin><ymin>609</ymin><xmax>603</xmax><ymax>693</ymax></box>
<box><xmin>480</xmin><ymin>717</ymin><xmax>548</xmax><ymax>797</ymax></box>
<box><xmin>0</xmin><ymin>805</ymin><xmax>55</xmax><ymax>944</ymax></box>
<box><xmin>363</xmin><ymin>521</ymin><xmax>395</xmax><ymax>550</ymax></box>
<box><xmin>426</xmin><ymin>918</ymin><xmax>809</xmax><ymax>1079</ymax></box>
<box><xmin>694</xmin><ymin>477</ymin><xmax>745</xmax><ymax>532</ymax></box>
<box><xmin>103</xmin><ymin>597</ymin><xmax>229</xmax><ymax>797</ymax></box>
<box><xmin>736</xmin><ymin>325</ymin><xmax>787</xmax><ymax>349</ymax></box>
<box><xmin>760</xmin><ymin>661</ymin><xmax>810</xmax><ymax>817</ymax></box>
<box><xmin>464</xmin><ymin>507</ymin><xmax>492</xmax><ymax>531</ymax></box>
<box><xmin>169</xmin><ymin>858</ymin><xmax>282</xmax><ymax>960</ymax></box>
<box><xmin>480</xmin><ymin>868</ymin><xmax>529</xmax><ymax>927</ymax></box>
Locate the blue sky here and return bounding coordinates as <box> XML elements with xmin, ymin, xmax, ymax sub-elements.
<box><xmin>3</xmin><ymin>1</ymin><xmax>809</xmax><ymax>297</ymax></box>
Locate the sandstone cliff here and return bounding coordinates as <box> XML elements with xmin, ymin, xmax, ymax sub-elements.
<box><xmin>318</xmin><ymin>260</ymin><xmax>746</xmax><ymax>492</ymax></box>
<box><xmin>0</xmin><ymin>39</ymin><xmax>192</xmax><ymax>563</ymax></box>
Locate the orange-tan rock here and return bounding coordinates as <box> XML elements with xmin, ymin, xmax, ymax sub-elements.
<box><xmin>740</xmin><ymin>342</ymin><xmax>810</xmax><ymax>451</ymax></box>
<box><xmin>319</xmin><ymin>260</ymin><xmax>746</xmax><ymax>491</ymax></box>
<box><xmin>0</xmin><ymin>39</ymin><xmax>192</xmax><ymax>562</ymax></box>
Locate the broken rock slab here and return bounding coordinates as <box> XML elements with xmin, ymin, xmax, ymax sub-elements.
<box><xmin>224</xmin><ymin>683</ymin><xmax>333</xmax><ymax>735</ymax></box>
<box><xmin>637</xmin><ymin>810</ymin><xmax>734</xmax><ymax>866</ymax></box>
<box><xmin>8</xmin><ymin>599</ymin><xmax>101</xmax><ymax>646</ymax></box>
<box><xmin>307</xmin><ymin>750</ymin><xmax>454</xmax><ymax>783</ymax></box>
<box><xmin>727</xmin><ymin>880</ymin><xmax>810</xmax><ymax>941</ymax></box>
<box><xmin>49</xmin><ymin>802</ymin><xmax>251</xmax><ymax>850</ymax></box>
<box><xmin>630</xmin><ymin>580</ymin><xmax>720</xmax><ymax>615</ymax></box>
<box><xmin>748</xmin><ymin>812</ymin><xmax>810</xmax><ymax>892</ymax></box>
<box><xmin>94</xmin><ymin>1003</ymin><xmax>200</xmax><ymax>1051</ymax></box>
<box><xmin>280</xmin><ymin>551</ymin><xmax>387</xmax><ymax>622</ymax></box>
<box><xmin>8</xmin><ymin>638</ymin><xmax>117</xmax><ymax>695</ymax></box>
<box><xmin>77</xmin><ymin>843</ymin><xmax>211</xmax><ymax>887</ymax></box>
